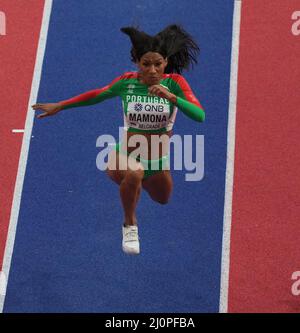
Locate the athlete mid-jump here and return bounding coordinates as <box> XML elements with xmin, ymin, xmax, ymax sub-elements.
<box><xmin>32</xmin><ymin>24</ymin><xmax>205</xmax><ymax>255</ymax></box>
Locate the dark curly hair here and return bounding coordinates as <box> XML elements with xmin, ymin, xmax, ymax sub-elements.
<box><xmin>120</xmin><ymin>24</ymin><xmax>200</xmax><ymax>74</ymax></box>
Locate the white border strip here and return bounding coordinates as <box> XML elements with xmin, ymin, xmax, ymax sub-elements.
<box><xmin>219</xmin><ymin>0</ymin><xmax>242</xmax><ymax>313</ymax></box>
<box><xmin>0</xmin><ymin>0</ymin><xmax>53</xmax><ymax>312</ymax></box>
<box><xmin>12</xmin><ymin>129</ymin><xmax>25</xmax><ymax>133</ymax></box>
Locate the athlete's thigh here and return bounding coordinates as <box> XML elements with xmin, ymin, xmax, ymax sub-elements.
<box><xmin>142</xmin><ymin>170</ymin><xmax>173</xmax><ymax>203</ymax></box>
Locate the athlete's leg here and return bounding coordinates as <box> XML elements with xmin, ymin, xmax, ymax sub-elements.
<box><xmin>142</xmin><ymin>170</ymin><xmax>173</xmax><ymax>205</ymax></box>
<box><xmin>106</xmin><ymin>149</ymin><xmax>144</xmax><ymax>226</ymax></box>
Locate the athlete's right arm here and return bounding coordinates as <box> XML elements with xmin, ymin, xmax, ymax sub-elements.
<box><xmin>32</xmin><ymin>75</ymin><xmax>124</xmax><ymax>118</ymax></box>
<box><xmin>59</xmin><ymin>75</ymin><xmax>124</xmax><ymax>110</ymax></box>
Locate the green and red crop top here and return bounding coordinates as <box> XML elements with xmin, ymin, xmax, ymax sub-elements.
<box><xmin>59</xmin><ymin>72</ymin><xmax>205</xmax><ymax>133</ymax></box>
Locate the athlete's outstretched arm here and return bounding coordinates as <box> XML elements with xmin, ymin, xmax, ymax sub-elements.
<box><xmin>32</xmin><ymin>75</ymin><xmax>124</xmax><ymax>118</ymax></box>
<box><xmin>32</xmin><ymin>102</ymin><xmax>63</xmax><ymax>119</ymax></box>
<box><xmin>59</xmin><ymin>75</ymin><xmax>124</xmax><ymax>110</ymax></box>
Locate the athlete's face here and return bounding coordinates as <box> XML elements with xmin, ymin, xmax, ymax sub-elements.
<box><xmin>137</xmin><ymin>52</ymin><xmax>168</xmax><ymax>85</ymax></box>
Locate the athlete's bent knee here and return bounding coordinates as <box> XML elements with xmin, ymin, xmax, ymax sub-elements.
<box><xmin>125</xmin><ymin>169</ymin><xmax>144</xmax><ymax>185</ymax></box>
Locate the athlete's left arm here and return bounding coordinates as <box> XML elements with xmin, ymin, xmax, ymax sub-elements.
<box><xmin>170</xmin><ymin>74</ymin><xmax>205</xmax><ymax>122</ymax></box>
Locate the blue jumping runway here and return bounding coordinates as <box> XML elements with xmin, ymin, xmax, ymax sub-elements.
<box><xmin>3</xmin><ymin>0</ymin><xmax>234</xmax><ymax>312</ymax></box>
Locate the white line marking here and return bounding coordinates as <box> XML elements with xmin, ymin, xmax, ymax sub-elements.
<box><xmin>0</xmin><ymin>0</ymin><xmax>53</xmax><ymax>313</ymax></box>
<box><xmin>0</xmin><ymin>11</ymin><xmax>6</xmax><ymax>36</ymax></box>
<box><xmin>0</xmin><ymin>271</ymin><xmax>7</xmax><ymax>296</ymax></box>
<box><xmin>219</xmin><ymin>0</ymin><xmax>242</xmax><ymax>313</ymax></box>
<box><xmin>12</xmin><ymin>129</ymin><xmax>25</xmax><ymax>133</ymax></box>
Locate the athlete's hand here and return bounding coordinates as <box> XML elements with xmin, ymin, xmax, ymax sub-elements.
<box><xmin>148</xmin><ymin>85</ymin><xmax>177</xmax><ymax>103</ymax></box>
<box><xmin>32</xmin><ymin>103</ymin><xmax>63</xmax><ymax>119</ymax></box>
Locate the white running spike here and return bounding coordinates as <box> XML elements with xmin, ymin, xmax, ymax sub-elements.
<box><xmin>122</xmin><ymin>225</ymin><xmax>140</xmax><ymax>255</ymax></box>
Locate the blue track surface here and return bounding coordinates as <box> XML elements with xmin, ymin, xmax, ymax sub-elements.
<box><xmin>4</xmin><ymin>0</ymin><xmax>234</xmax><ymax>312</ymax></box>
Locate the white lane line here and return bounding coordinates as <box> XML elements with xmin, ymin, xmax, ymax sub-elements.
<box><xmin>12</xmin><ymin>129</ymin><xmax>25</xmax><ymax>133</ymax></box>
<box><xmin>219</xmin><ymin>0</ymin><xmax>242</xmax><ymax>313</ymax></box>
<box><xmin>0</xmin><ymin>0</ymin><xmax>53</xmax><ymax>313</ymax></box>
<box><xmin>0</xmin><ymin>271</ymin><xmax>7</xmax><ymax>296</ymax></box>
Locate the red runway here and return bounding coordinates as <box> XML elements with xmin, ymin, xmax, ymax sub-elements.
<box><xmin>228</xmin><ymin>0</ymin><xmax>300</xmax><ymax>312</ymax></box>
<box><xmin>0</xmin><ymin>0</ymin><xmax>45</xmax><ymax>268</ymax></box>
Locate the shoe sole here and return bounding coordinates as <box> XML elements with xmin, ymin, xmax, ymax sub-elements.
<box><xmin>122</xmin><ymin>245</ymin><xmax>140</xmax><ymax>255</ymax></box>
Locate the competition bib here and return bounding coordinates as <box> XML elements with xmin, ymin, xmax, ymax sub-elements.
<box><xmin>126</xmin><ymin>101</ymin><xmax>170</xmax><ymax>130</ymax></box>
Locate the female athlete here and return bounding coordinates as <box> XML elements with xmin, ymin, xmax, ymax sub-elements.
<box><xmin>32</xmin><ymin>24</ymin><xmax>205</xmax><ymax>255</ymax></box>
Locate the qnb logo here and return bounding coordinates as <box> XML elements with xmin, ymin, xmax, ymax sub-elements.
<box><xmin>291</xmin><ymin>11</ymin><xmax>300</xmax><ymax>36</ymax></box>
<box><xmin>141</xmin><ymin>104</ymin><xmax>164</xmax><ymax>112</ymax></box>
<box><xmin>145</xmin><ymin>104</ymin><xmax>164</xmax><ymax>112</ymax></box>
<box><xmin>134</xmin><ymin>103</ymin><xmax>164</xmax><ymax>113</ymax></box>
<box><xmin>134</xmin><ymin>103</ymin><xmax>143</xmax><ymax>112</ymax></box>
<box><xmin>291</xmin><ymin>271</ymin><xmax>300</xmax><ymax>296</ymax></box>
<box><xmin>0</xmin><ymin>11</ymin><xmax>6</xmax><ymax>36</ymax></box>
